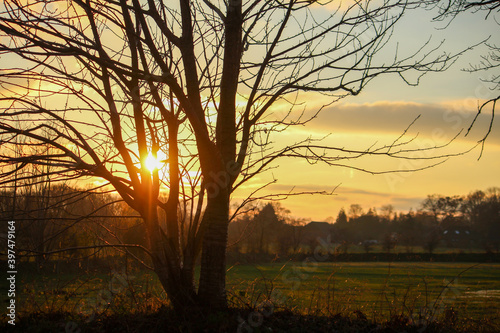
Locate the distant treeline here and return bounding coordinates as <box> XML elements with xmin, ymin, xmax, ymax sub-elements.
<box><xmin>0</xmin><ymin>184</ymin><xmax>146</xmax><ymax>269</ymax></box>
<box><xmin>227</xmin><ymin>188</ymin><xmax>500</xmax><ymax>256</ymax></box>
<box><xmin>1</xmin><ymin>185</ymin><xmax>499</xmax><ymax>270</ymax></box>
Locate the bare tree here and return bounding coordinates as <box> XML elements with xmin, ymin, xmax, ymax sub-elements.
<box><xmin>433</xmin><ymin>0</ymin><xmax>499</xmax><ymax>154</ymax></box>
<box><xmin>348</xmin><ymin>204</ymin><xmax>365</xmax><ymax>219</ymax></box>
<box><xmin>421</xmin><ymin>194</ymin><xmax>463</xmax><ymax>224</ymax></box>
<box><xmin>0</xmin><ymin>0</ymin><xmax>470</xmax><ymax>309</ymax></box>
<box><xmin>0</xmin><ymin>135</ymin><xmax>73</xmax><ymax>269</ymax></box>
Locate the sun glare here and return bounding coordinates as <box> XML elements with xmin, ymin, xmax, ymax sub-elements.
<box><xmin>145</xmin><ymin>152</ymin><xmax>162</xmax><ymax>172</ymax></box>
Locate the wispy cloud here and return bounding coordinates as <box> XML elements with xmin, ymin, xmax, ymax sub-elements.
<box><xmin>304</xmin><ymin>100</ymin><xmax>499</xmax><ymax>146</ymax></box>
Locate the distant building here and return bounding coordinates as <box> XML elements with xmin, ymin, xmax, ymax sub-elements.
<box><xmin>442</xmin><ymin>227</ymin><xmax>472</xmax><ymax>247</ymax></box>
<box><xmin>302</xmin><ymin>221</ymin><xmax>334</xmax><ymax>245</ymax></box>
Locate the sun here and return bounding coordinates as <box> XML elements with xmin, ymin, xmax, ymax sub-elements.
<box><xmin>145</xmin><ymin>152</ymin><xmax>162</xmax><ymax>172</ymax></box>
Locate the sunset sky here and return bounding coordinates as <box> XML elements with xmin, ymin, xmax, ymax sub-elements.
<box><xmin>1</xmin><ymin>3</ymin><xmax>498</xmax><ymax>223</ymax></box>
<box><xmin>233</xmin><ymin>7</ymin><xmax>500</xmax><ymax>221</ymax></box>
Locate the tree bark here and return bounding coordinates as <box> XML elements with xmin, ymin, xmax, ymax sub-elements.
<box><xmin>198</xmin><ymin>191</ymin><xmax>230</xmax><ymax>308</ymax></box>
<box><xmin>196</xmin><ymin>0</ymin><xmax>243</xmax><ymax>309</ymax></box>
<box><xmin>152</xmin><ymin>255</ymin><xmax>198</xmax><ymax>310</ymax></box>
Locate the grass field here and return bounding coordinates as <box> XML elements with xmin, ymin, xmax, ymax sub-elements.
<box><xmin>2</xmin><ymin>262</ymin><xmax>499</xmax><ymax>326</ymax></box>
<box><xmin>226</xmin><ymin>262</ymin><xmax>500</xmax><ymax>321</ymax></box>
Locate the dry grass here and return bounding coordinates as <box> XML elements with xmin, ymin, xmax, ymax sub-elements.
<box><xmin>1</xmin><ymin>262</ymin><xmax>499</xmax><ymax>332</ymax></box>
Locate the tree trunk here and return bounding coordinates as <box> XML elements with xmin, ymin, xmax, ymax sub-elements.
<box><xmin>153</xmin><ymin>257</ymin><xmax>198</xmax><ymax>310</ymax></box>
<box><xmin>141</xmin><ymin>194</ymin><xmax>197</xmax><ymax>310</ymax></box>
<box><xmin>198</xmin><ymin>193</ymin><xmax>230</xmax><ymax>308</ymax></box>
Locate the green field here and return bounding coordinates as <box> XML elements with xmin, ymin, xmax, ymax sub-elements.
<box><xmin>226</xmin><ymin>262</ymin><xmax>500</xmax><ymax>321</ymax></box>
<box><xmin>4</xmin><ymin>262</ymin><xmax>500</xmax><ymax>324</ymax></box>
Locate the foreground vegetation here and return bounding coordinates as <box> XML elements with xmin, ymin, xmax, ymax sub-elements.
<box><xmin>2</xmin><ymin>262</ymin><xmax>499</xmax><ymax>332</ymax></box>
<box><xmin>5</xmin><ymin>308</ymin><xmax>498</xmax><ymax>333</ymax></box>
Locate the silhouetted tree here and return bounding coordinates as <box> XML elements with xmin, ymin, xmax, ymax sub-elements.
<box><xmin>380</xmin><ymin>205</ymin><xmax>395</xmax><ymax>223</ymax></box>
<box><xmin>468</xmin><ymin>188</ymin><xmax>500</xmax><ymax>252</ymax></box>
<box><xmin>421</xmin><ymin>194</ymin><xmax>463</xmax><ymax>224</ymax></box>
<box><xmin>0</xmin><ymin>0</ymin><xmax>471</xmax><ymax>309</ymax></box>
<box><xmin>348</xmin><ymin>204</ymin><xmax>364</xmax><ymax>220</ymax></box>
<box><xmin>353</xmin><ymin>208</ymin><xmax>382</xmax><ymax>243</ymax></box>
<box><xmin>275</xmin><ymin>216</ymin><xmax>306</xmax><ymax>255</ymax></box>
<box><xmin>395</xmin><ymin>212</ymin><xmax>421</xmax><ymax>253</ymax></box>
<box><xmin>250</xmin><ymin>203</ymin><xmax>282</xmax><ymax>254</ymax></box>
<box><xmin>333</xmin><ymin>208</ymin><xmax>353</xmax><ymax>253</ymax></box>
<box><xmin>336</xmin><ymin>208</ymin><xmax>349</xmax><ymax>226</ymax></box>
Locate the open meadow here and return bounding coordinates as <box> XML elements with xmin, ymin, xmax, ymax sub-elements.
<box><xmin>226</xmin><ymin>262</ymin><xmax>500</xmax><ymax>321</ymax></box>
<box><xmin>2</xmin><ymin>261</ymin><xmax>499</xmax><ymax>330</ymax></box>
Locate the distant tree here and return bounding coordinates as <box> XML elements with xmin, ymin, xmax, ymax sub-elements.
<box><xmin>422</xmin><ymin>195</ymin><xmax>442</xmax><ymax>224</ymax></box>
<box><xmin>324</xmin><ymin>216</ymin><xmax>336</xmax><ymax>224</ymax></box>
<box><xmin>421</xmin><ymin>194</ymin><xmax>463</xmax><ymax>224</ymax></box>
<box><xmin>0</xmin><ymin>141</ymin><xmax>90</xmax><ymax>268</ymax></box>
<box><xmin>276</xmin><ymin>217</ymin><xmax>306</xmax><ymax>255</ymax></box>
<box><xmin>333</xmin><ymin>208</ymin><xmax>355</xmax><ymax>253</ymax></box>
<box><xmin>229</xmin><ymin>202</ymin><xmax>290</xmax><ymax>255</ymax></box>
<box><xmin>461</xmin><ymin>190</ymin><xmax>486</xmax><ymax>225</ymax></box>
<box><xmin>251</xmin><ymin>203</ymin><xmax>282</xmax><ymax>254</ymax></box>
<box><xmin>227</xmin><ymin>205</ymin><xmax>259</xmax><ymax>254</ymax></box>
<box><xmin>382</xmin><ymin>232</ymin><xmax>398</xmax><ymax>253</ymax></box>
<box><xmin>379</xmin><ymin>205</ymin><xmax>395</xmax><ymax>223</ymax></box>
<box><xmin>467</xmin><ymin>188</ymin><xmax>500</xmax><ymax>252</ymax></box>
<box><xmin>348</xmin><ymin>204</ymin><xmax>364</xmax><ymax>220</ymax></box>
<box><xmin>395</xmin><ymin>212</ymin><xmax>421</xmax><ymax>253</ymax></box>
<box><xmin>424</xmin><ymin>227</ymin><xmax>442</xmax><ymax>254</ymax></box>
<box><xmin>335</xmin><ymin>208</ymin><xmax>349</xmax><ymax>225</ymax></box>
<box><xmin>354</xmin><ymin>209</ymin><xmax>382</xmax><ymax>243</ymax></box>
